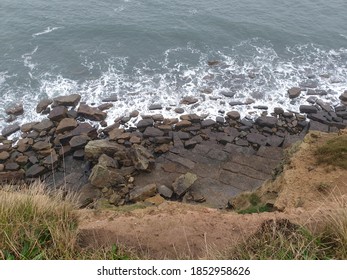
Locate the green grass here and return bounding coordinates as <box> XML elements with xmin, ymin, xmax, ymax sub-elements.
<box><xmin>315</xmin><ymin>134</ymin><xmax>347</xmax><ymax>169</ymax></box>
<box><xmin>0</xmin><ymin>182</ymin><xmax>133</xmax><ymax>260</ymax></box>
<box><xmin>234</xmin><ymin>193</ymin><xmax>273</xmax><ymax>214</ymax></box>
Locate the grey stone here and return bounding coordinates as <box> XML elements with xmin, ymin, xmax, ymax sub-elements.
<box><xmin>255</xmin><ymin>116</ymin><xmax>277</xmax><ymax>127</ymax></box>
<box><xmin>172</xmin><ymin>172</ymin><xmax>197</xmax><ymax>197</ymax></box>
<box><xmin>1</xmin><ymin>123</ymin><xmax>20</xmax><ymax>137</ymax></box>
<box><xmin>158</xmin><ymin>185</ymin><xmax>173</xmax><ymax>198</ymax></box>
<box><xmin>129</xmin><ymin>184</ymin><xmax>157</xmax><ymax>202</ymax></box>
<box><xmin>36</xmin><ymin>99</ymin><xmax>53</xmax><ymax>113</ymax></box>
<box><xmin>53</xmin><ymin>94</ymin><xmax>81</xmax><ymax>107</ymax></box>
<box><xmin>288</xmin><ymin>87</ymin><xmax>301</xmax><ymax>98</ymax></box>
<box><xmin>299</xmin><ymin>105</ymin><xmax>318</xmax><ymax>114</ymax></box>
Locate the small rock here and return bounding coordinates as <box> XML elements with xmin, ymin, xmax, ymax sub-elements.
<box><xmin>339</xmin><ymin>91</ymin><xmax>347</xmax><ymax>102</ymax></box>
<box><xmin>299</xmin><ymin>105</ymin><xmax>318</xmax><ymax>114</ymax></box>
<box><xmin>137</xmin><ymin>119</ymin><xmax>154</xmax><ymax>130</ymax></box>
<box><xmin>201</xmin><ymin>119</ymin><xmax>216</xmax><ymax>128</ymax></box>
<box><xmin>143</xmin><ymin>127</ymin><xmax>165</xmax><ymax>138</ymax></box>
<box><xmin>32</xmin><ymin>119</ymin><xmax>54</xmax><ymax>132</ymax></box>
<box><xmin>175</xmin><ymin>108</ymin><xmax>184</xmax><ymax>114</ymax></box>
<box><xmin>227</xmin><ymin>111</ymin><xmax>240</xmax><ymax>120</ymax></box>
<box><xmin>5</xmin><ymin>103</ymin><xmax>24</xmax><ymax>116</ymax></box>
<box><xmin>98</xmin><ymin>103</ymin><xmax>113</xmax><ymax>111</ymax></box>
<box><xmin>101</xmin><ymin>95</ymin><xmax>118</xmax><ymax>102</ymax></box>
<box><xmin>180</xmin><ymin>96</ymin><xmax>198</xmax><ymax>105</ymax></box>
<box><xmin>288</xmin><ymin>87</ymin><xmax>301</xmax><ymax>99</ymax></box>
<box><xmin>69</xmin><ymin>135</ymin><xmax>90</xmax><ymax>150</ymax></box>
<box><xmin>148</xmin><ymin>104</ymin><xmax>162</xmax><ymax>110</ymax></box>
<box><xmin>128</xmin><ymin>184</ymin><xmax>157</xmax><ymax>202</ymax></box>
<box><xmin>158</xmin><ymin>185</ymin><xmax>173</xmax><ymax>198</ymax></box>
<box><xmin>130</xmin><ymin>110</ymin><xmax>139</xmax><ymax>118</ymax></box>
<box><xmin>274</xmin><ymin>107</ymin><xmax>284</xmax><ymax>115</ymax></box>
<box><xmin>73</xmin><ymin>149</ymin><xmax>85</xmax><ymax>160</ymax></box>
<box><xmin>0</xmin><ymin>151</ymin><xmax>10</xmax><ymax>160</ymax></box>
<box><xmin>255</xmin><ymin>116</ymin><xmax>278</xmax><ymax>128</ymax></box>
<box><xmin>56</xmin><ymin>118</ymin><xmax>78</xmax><ymax>134</ymax></box>
<box><xmin>26</xmin><ymin>164</ymin><xmax>46</xmax><ymax>178</ymax></box>
<box><xmin>1</xmin><ymin>123</ymin><xmax>20</xmax><ymax>137</ymax></box>
<box><xmin>175</xmin><ymin>120</ymin><xmax>192</xmax><ymax>129</ymax></box>
<box><xmin>129</xmin><ymin>145</ymin><xmax>155</xmax><ymax>171</ymax></box>
<box><xmin>77</xmin><ymin>104</ymin><xmax>107</xmax><ymax>121</ymax></box>
<box><xmin>32</xmin><ymin>141</ymin><xmax>51</xmax><ymax>151</ymax></box>
<box><xmin>36</xmin><ymin>99</ymin><xmax>53</xmax><ymax>113</ymax></box>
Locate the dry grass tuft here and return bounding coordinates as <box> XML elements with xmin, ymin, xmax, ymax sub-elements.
<box><xmin>0</xmin><ymin>182</ymin><xmax>133</xmax><ymax>260</ymax></box>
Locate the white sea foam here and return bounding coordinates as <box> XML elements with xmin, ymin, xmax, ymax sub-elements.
<box><xmin>22</xmin><ymin>46</ymin><xmax>38</xmax><ymax>71</ymax></box>
<box><xmin>1</xmin><ymin>41</ymin><xmax>347</xmax><ymax>133</ymax></box>
<box><xmin>32</xmin><ymin>27</ymin><xmax>62</xmax><ymax>38</ymax></box>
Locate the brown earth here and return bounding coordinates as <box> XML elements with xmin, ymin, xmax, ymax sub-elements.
<box><xmin>77</xmin><ymin>131</ymin><xmax>347</xmax><ymax>259</ymax></box>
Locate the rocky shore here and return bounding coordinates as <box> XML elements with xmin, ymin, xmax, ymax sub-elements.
<box><xmin>1</xmin><ymin>89</ymin><xmax>346</xmax><ymax>208</ymax></box>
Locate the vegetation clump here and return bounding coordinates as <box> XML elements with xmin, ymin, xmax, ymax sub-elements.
<box><xmin>314</xmin><ymin>134</ymin><xmax>347</xmax><ymax>169</ymax></box>
<box><xmin>0</xmin><ymin>183</ymin><xmax>132</xmax><ymax>260</ymax></box>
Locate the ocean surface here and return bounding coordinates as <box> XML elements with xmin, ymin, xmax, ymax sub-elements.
<box><xmin>1</xmin><ymin>0</ymin><xmax>347</xmax><ymax>130</ymax></box>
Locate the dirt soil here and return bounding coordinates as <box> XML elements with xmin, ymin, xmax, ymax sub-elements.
<box><xmin>77</xmin><ymin>131</ymin><xmax>347</xmax><ymax>259</ymax></box>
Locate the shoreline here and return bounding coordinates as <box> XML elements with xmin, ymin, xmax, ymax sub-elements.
<box><xmin>0</xmin><ymin>89</ymin><xmax>346</xmax><ymax>208</ymax></box>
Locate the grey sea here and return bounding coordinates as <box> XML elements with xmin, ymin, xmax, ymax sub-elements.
<box><xmin>1</xmin><ymin>0</ymin><xmax>347</xmax><ymax>129</ymax></box>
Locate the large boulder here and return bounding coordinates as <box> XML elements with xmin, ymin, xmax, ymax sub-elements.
<box><xmin>56</xmin><ymin>118</ymin><xmax>78</xmax><ymax>134</ymax></box>
<box><xmin>84</xmin><ymin>140</ymin><xmax>125</xmax><ymax>161</ymax></box>
<box><xmin>89</xmin><ymin>164</ymin><xmax>125</xmax><ymax>189</ymax></box>
<box><xmin>288</xmin><ymin>87</ymin><xmax>301</xmax><ymax>99</ymax></box>
<box><xmin>128</xmin><ymin>184</ymin><xmax>157</xmax><ymax>202</ymax></box>
<box><xmin>255</xmin><ymin>116</ymin><xmax>278</xmax><ymax>128</ymax></box>
<box><xmin>172</xmin><ymin>172</ymin><xmax>198</xmax><ymax>197</ymax></box>
<box><xmin>36</xmin><ymin>99</ymin><xmax>53</xmax><ymax>113</ymax></box>
<box><xmin>129</xmin><ymin>145</ymin><xmax>155</xmax><ymax>171</ymax></box>
<box><xmin>77</xmin><ymin>104</ymin><xmax>106</xmax><ymax>121</ymax></box>
<box><xmin>53</xmin><ymin>94</ymin><xmax>81</xmax><ymax>107</ymax></box>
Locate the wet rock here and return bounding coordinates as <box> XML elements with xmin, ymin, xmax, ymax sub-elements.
<box><xmin>143</xmin><ymin>127</ymin><xmax>164</xmax><ymax>138</ymax></box>
<box><xmin>130</xmin><ymin>144</ymin><xmax>155</xmax><ymax>171</ymax></box>
<box><xmin>299</xmin><ymin>105</ymin><xmax>318</xmax><ymax>114</ymax></box>
<box><xmin>101</xmin><ymin>95</ymin><xmax>118</xmax><ymax>102</ymax></box>
<box><xmin>226</xmin><ymin>111</ymin><xmax>240</xmax><ymax>120</ymax></box>
<box><xmin>201</xmin><ymin>119</ymin><xmax>216</xmax><ymax>128</ymax></box>
<box><xmin>77</xmin><ymin>104</ymin><xmax>107</xmax><ymax>121</ymax></box>
<box><xmin>288</xmin><ymin>87</ymin><xmax>301</xmax><ymax>99</ymax></box>
<box><xmin>56</xmin><ymin>118</ymin><xmax>78</xmax><ymax>134</ymax></box>
<box><xmin>129</xmin><ymin>135</ymin><xmax>141</xmax><ymax>144</ymax></box>
<box><xmin>137</xmin><ymin>119</ymin><xmax>154</xmax><ymax>130</ymax></box>
<box><xmin>253</xmin><ymin>105</ymin><xmax>268</xmax><ymax>110</ymax></box>
<box><xmin>255</xmin><ymin>116</ymin><xmax>277</xmax><ymax>128</ymax></box>
<box><xmin>274</xmin><ymin>107</ymin><xmax>284</xmax><ymax>115</ymax></box>
<box><xmin>130</xmin><ymin>110</ymin><xmax>140</xmax><ymax>118</ymax></box>
<box><xmin>316</xmin><ymin>99</ymin><xmax>332</xmax><ymax>112</ymax></box>
<box><xmin>158</xmin><ymin>185</ymin><xmax>173</xmax><ymax>198</ymax></box>
<box><xmin>70</xmin><ymin>123</ymin><xmax>98</xmax><ymax>139</ymax></box>
<box><xmin>220</xmin><ymin>91</ymin><xmax>235</xmax><ymax>98</ymax></box>
<box><xmin>229</xmin><ymin>101</ymin><xmax>244</xmax><ymax>106</ymax></box>
<box><xmin>180</xmin><ymin>96</ymin><xmax>198</xmax><ymax>105</ymax></box>
<box><xmin>32</xmin><ymin>119</ymin><xmax>54</xmax><ymax>132</ymax></box>
<box><xmin>98</xmin><ymin>103</ymin><xmax>113</xmax><ymax>111</ymax></box>
<box><xmin>148</xmin><ymin>104</ymin><xmax>162</xmax><ymax>110</ymax></box>
<box><xmin>85</xmin><ymin>140</ymin><xmax>126</xmax><ymax>161</ymax></box>
<box><xmin>299</xmin><ymin>80</ymin><xmax>318</xmax><ymax>88</ymax></box>
<box><xmin>5</xmin><ymin>103</ymin><xmax>24</xmax><ymax>116</ymax></box>
<box><xmin>69</xmin><ymin>135</ymin><xmax>90</xmax><ymax>150</ymax></box>
<box><xmin>151</xmin><ymin>114</ymin><xmax>164</xmax><ymax>122</ymax></box>
<box><xmin>208</xmin><ymin>60</ymin><xmax>220</xmax><ymax>66</ymax></box>
<box><xmin>26</xmin><ymin>164</ymin><xmax>46</xmax><ymax>178</ymax></box>
<box><xmin>175</xmin><ymin>108</ymin><xmax>184</xmax><ymax>114</ymax></box>
<box><xmin>175</xmin><ymin>120</ymin><xmax>192</xmax><ymax>129</ymax></box>
<box><xmin>36</xmin><ymin>99</ymin><xmax>53</xmax><ymax>113</ymax></box>
<box><xmin>108</xmin><ymin>128</ymin><xmax>124</xmax><ymax>140</ymax></box>
<box><xmin>129</xmin><ymin>183</ymin><xmax>157</xmax><ymax>202</ymax></box>
<box><xmin>1</xmin><ymin>123</ymin><xmax>20</xmax><ymax>137</ymax></box>
<box><xmin>172</xmin><ymin>172</ymin><xmax>198</xmax><ymax>197</ymax></box>
<box><xmin>339</xmin><ymin>91</ymin><xmax>347</xmax><ymax>105</ymax></box>
<box><xmin>20</xmin><ymin>122</ymin><xmax>37</xmax><ymax>133</ymax></box>
<box><xmin>0</xmin><ymin>151</ymin><xmax>10</xmax><ymax>161</ymax></box>
<box><xmin>53</xmin><ymin>94</ymin><xmax>81</xmax><ymax>107</ymax></box>
<box><xmin>307</xmin><ymin>89</ymin><xmax>327</xmax><ymax>96</ymax></box>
